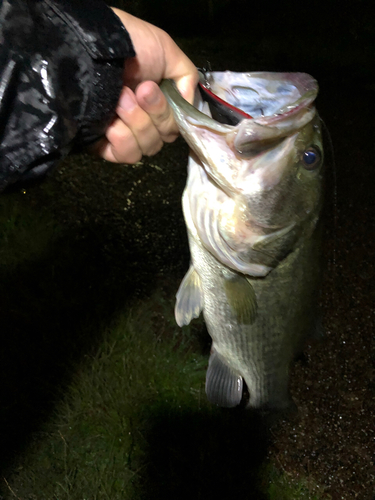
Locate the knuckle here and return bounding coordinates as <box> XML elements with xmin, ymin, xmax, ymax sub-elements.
<box><xmin>126</xmin><ymin>150</ymin><xmax>143</xmax><ymax>164</ymax></box>
<box><xmin>162</xmin><ymin>131</ymin><xmax>179</xmax><ymax>144</ymax></box>
<box><xmin>153</xmin><ymin>107</ymin><xmax>173</xmax><ymax>126</ymax></box>
<box><xmin>106</xmin><ymin>124</ymin><xmax>143</xmax><ymax>164</ymax></box>
<box><xmin>135</xmin><ymin>120</ymin><xmax>152</xmax><ymax>136</ymax></box>
<box><xmin>144</xmin><ymin>139</ymin><xmax>163</xmax><ymax>157</ymax></box>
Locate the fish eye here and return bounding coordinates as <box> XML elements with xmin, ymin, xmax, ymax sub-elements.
<box><xmin>301</xmin><ymin>146</ymin><xmax>321</xmax><ymax>170</ymax></box>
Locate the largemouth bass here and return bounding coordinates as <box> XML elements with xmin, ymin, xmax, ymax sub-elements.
<box><xmin>160</xmin><ymin>71</ymin><xmax>324</xmax><ymax>410</ymax></box>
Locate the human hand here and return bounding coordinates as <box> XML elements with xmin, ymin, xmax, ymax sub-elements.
<box><xmin>96</xmin><ymin>10</ymin><xmax>198</xmax><ymax>164</ymax></box>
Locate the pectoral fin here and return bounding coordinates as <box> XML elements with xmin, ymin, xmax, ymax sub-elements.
<box><xmin>206</xmin><ymin>349</ymin><xmax>243</xmax><ymax>408</ymax></box>
<box><xmin>175</xmin><ymin>265</ymin><xmax>204</xmax><ymax>327</ymax></box>
<box><xmin>223</xmin><ymin>272</ymin><xmax>257</xmax><ymax>325</ymax></box>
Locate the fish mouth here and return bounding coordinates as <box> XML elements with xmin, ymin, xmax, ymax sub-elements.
<box><xmin>160</xmin><ymin>70</ymin><xmax>318</xmax><ymax>135</ymax></box>
<box><xmin>198</xmin><ymin>72</ymin><xmax>253</xmax><ymax>125</ymax></box>
<box><xmin>161</xmin><ymin>72</ymin><xmax>318</xmax><ymax>163</ymax></box>
<box><xmin>198</xmin><ymin>70</ymin><xmax>318</xmax><ymax>127</ymax></box>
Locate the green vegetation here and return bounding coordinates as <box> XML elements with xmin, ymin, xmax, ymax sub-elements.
<box><xmin>265</xmin><ymin>466</ymin><xmax>330</xmax><ymax>500</ymax></box>
<box><xmin>2</xmin><ymin>299</ymin><xmax>208</xmax><ymax>499</ymax></box>
<box><xmin>0</xmin><ymin>175</ymin><xmax>330</xmax><ymax>499</ymax></box>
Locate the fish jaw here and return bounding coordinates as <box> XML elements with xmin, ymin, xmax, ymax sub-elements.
<box><xmin>227</xmin><ymin>105</ymin><xmax>316</xmax><ymax>156</ymax></box>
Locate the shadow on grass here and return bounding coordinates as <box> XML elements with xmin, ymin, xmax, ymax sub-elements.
<box><xmin>0</xmin><ymin>225</ymin><xmax>160</xmax><ymax>475</ymax></box>
<box><xmin>136</xmin><ymin>404</ymin><xmax>269</xmax><ymax>500</ymax></box>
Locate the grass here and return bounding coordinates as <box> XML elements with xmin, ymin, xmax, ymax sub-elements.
<box><xmin>2</xmin><ymin>301</ymin><xmax>208</xmax><ymax>499</ymax></box>
<box><xmin>265</xmin><ymin>466</ymin><xmax>330</xmax><ymax>500</ymax></box>
<box><xmin>1</xmin><ymin>300</ymin><xmax>329</xmax><ymax>499</ymax></box>
<box><xmin>0</xmin><ymin>177</ymin><xmax>330</xmax><ymax>500</ymax></box>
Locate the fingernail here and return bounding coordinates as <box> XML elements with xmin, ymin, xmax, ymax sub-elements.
<box><xmin>119</xmin><ymin>87</ymin><xmax>136</xmax><ymax>111</ymax></box>
<box><xmin>143</xmin><ymin>87</ymin><xmax>161</xmax><ymax>106</ymax></box>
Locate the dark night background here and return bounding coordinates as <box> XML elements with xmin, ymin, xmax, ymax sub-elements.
<box><xmin>111</xmin><ymin>1</ymin><xmax>375</xmax><ymax>497</ymax></box>
<box><xmin>0</xmin><ymin>0</ymin><xmax>374</xmax><ymax>498</ymax></box>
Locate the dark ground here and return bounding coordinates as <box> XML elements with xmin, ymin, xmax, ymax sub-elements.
<box><xmin>0</xmin><ymin>1</ymin><xmax>374</xmax><ymax>499</ymax></box>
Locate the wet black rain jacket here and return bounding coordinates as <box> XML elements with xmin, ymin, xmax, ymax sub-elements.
<box><xmin>0</xmin><ymin>0</ymin><xmax>135</xmax><ymax>191</ymax></box>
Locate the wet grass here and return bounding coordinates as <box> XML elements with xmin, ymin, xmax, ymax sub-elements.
<box><xmin>0</xmin><ymin>182</ymin><xmax>331</xmax><ymax>499</ymax></box>
<box><xmin>2</xmin><ymin>301</ymin><xmax>208</xmax><ymax>499</ymax></box>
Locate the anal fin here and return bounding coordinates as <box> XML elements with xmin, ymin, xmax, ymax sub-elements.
<box><xmin>205</xmin><ymin>349</ymin><xmax>243</xmax><ymax>408</ymax></box>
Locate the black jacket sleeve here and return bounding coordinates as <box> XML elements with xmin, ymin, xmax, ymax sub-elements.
<box><xmin>0</xmin><ymin>0</ymin><xmax>135</xmax><ymax>191</ymax></box>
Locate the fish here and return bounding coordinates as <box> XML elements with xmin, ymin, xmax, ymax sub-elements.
<box><xmin>160</xmin><ymin>70</ymin><xmax>324</xmax><ymax>410</ymax></box>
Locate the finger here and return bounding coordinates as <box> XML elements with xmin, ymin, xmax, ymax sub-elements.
<box><xmin>135</xmin><ymin>81</ymin><xmax>179</xmax><ymax>143</ymax></box>
<box><xmin>116</xmin><ymin>86</ymin><xmax>164</xmax><ymax>156</ymax></box>
<box><xmin>102</xmin><ymin>117</ymin><xmax>142</xmax><ymax>164</ymax></box>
